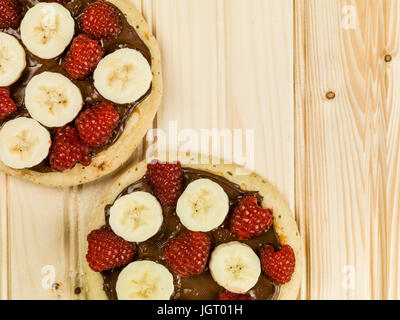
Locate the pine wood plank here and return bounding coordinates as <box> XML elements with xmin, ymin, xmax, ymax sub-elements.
<box><xmin>6</xmin><ymin>180</ymin><xmax>72</xmax><ymax>299</ymax></box>
<box><xmin>0</xmin><ymin>173</ymin><xmax>8</xmax><ymax>299</ymax></box>
<box><xmin>385</xmin><ymin>0</ymin><xmax>400</xmax><ymax>300</ymax></box>
<box><xmin>153</xmin><ymin>0</ymin><xmax>294</xmax><ymax>206</ymax></box>
<box><xmin>153</xmin><ymin>0</ymin><xmax>222</xmax><ymax>134</ymax></box>
<box><xmin>224</xmin><ymin>0</ymin><xmax>294</xmax><ymax>207</ymax></box>
<box><xmin>295</xmin><ymin>0</ymin><xmax>386</xmax><ymax>300</ymax></box>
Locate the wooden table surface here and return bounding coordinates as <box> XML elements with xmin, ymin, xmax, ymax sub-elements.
<box><xmin>0</xmin><ymin>0</ymin><xmax>399</xmax><ymax>300</ymax></box>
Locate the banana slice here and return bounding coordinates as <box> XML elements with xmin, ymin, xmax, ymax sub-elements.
<box><xmin>176</xmin><ymin>179</ymin><xmax>229</xmax><ymax>232</ymax></box>
<box><xmin>0</xmin><ymin>32</ymin><xmax>26</xmax><ymax>87</ymax></box>
<box><xmin>93</xmin><ymin>48</ymin><xmax>152</xmax><ymax>104</ymax></box>
<box><xmin>209</xmin><ymin>242</ymin><xmax>261</xmax><ymax>294</ymax></box>
<box><xmin>116</xmin><ymin>261</ymin><xmax>174</xmax><ymax>300</ymax></box>
<box><xmin>109</xmin><ymin>191</ymin><xmax>163</xmax><ymax>243</ymax></box>
<box><xmin>20</xmin><ymin>3</ymin><xmax>75</xmax><ymax>59</ymax></box>
<box><xmin>0</xmin><ymin>117</ymin><xmax>51</xmax><ymax>169</ymax></box>
<box><xmin>25</xmin><ymin>72</ymin><xmax>83</xmax><ymax>128</ymax></box>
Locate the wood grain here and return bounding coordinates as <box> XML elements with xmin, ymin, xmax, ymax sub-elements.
<box><xmin>6</xmin><ymin>180</ymin><xmax>70</xmax><ymax>299</ymax></box>
<box><xmin>0</xmin><ymin>173</ymin><xmax>8</xmax><ymax>299</ymax></box>
<box><xmin>294</xmin><ymin>0</ymin><xmax>308</xmax><ymax>300</ymax></box>
<box><xmin>152</xmin><ymin>0</ymin><xmax>294</xmax><ymax>205</ymax></box>
<box><xmin>385</xmin><ymin>0</ymin><xmax>400</xmax><ymax>301</ymax></box>
<box><xmin>225</xmin><ymin>0</ymin><xmax>294</xmax><ymax>206</ymax></box>
<box><xmin>295</xmin><ymin>0</ymin><xmax>387</xmax><ymax>300</ymax></box>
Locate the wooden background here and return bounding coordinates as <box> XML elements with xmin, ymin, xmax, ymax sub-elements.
<box><xmin>0</xmin><ymin>0</ymin><xmax>399</xmax><ymax>300</ymax></box>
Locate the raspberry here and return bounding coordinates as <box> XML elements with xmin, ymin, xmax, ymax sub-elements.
<box><xmin>163</xmin><ymin>231</ymin><xmax>211</xmax><ymax>277</ymax></box>
<box><xmin>261</xmin><ymin>245</ymin><xmax>295</xmax><ymax>284</ymax></box>
<box><xmin>0</xmin><ymin>87</ymin><xmax>10</xmax><ymax>96</ymax></box>
<box><xmin>80</xmin><ymin>1</ymin><xmax>122</xmax><ymax>39</ymax></box>
<box><xmin>229</xmin><ymin>196</ymin><xmax>273</xmax><ymax>240</ymax></box>
<box><xmin>146</xmin><ymin>161</ymin><xmax>183</xmax><ymax>206</ymax></box>
<box><xmin>0</xmin><ymin>0</ymin><xmax>21</xmax><ymax>29</ymax></box>
<box><xmin>0</xmin><ymin>87</ymin><xmax>17</xmax><ymax>119</ymax></box>
<box><xmin>86</xmin><ymin>228</ymin><xmax>135</xmax><ymax>272</ymax></box>
<box><xmin>64</xmin><ymin>34</ymin><xmax>104</xmax><ymax>80</ymax></box>
<box><xmin>219</xmin><ymin>291</ymin><xmax>253</xmax><ymax>300</ymax></box>
<box><xmin>49</xmin><ymin>126</ymin><xmax>92</xmax><ymax>171</ymax></box>
<box><xmin>0</xmin><ymin>87</ymin><xmax>10</xmax><ymax>95</ymax></box>
<box><xmin>75</xmin><ymin>102</ymin><xmax>119</xmax><ymax>147</ymax></box>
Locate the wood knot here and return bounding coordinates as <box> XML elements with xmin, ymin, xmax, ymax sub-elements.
<box><xmin>326</xmin><ymin>91</ymin><xmax>336</xmax><ymax>100</ymax></box>
<box><xmin>52</xmin><ymin>283</ymin><xmax>60</xmax><ymax>290</ymax></box>
<box><xmin>385</xmin><ymin>54</ymin><xmax>392</xmax><ymax>63</ymax></box>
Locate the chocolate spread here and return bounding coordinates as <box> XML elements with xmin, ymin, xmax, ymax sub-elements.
<box><xmin>101</xmin><ymin>168</ymin><xmax>281</xmax><ymax>300</ymax></box>
<box><xmin>0</xmin><ymin>0</ymin><xmax>152</xmax><ymax>172</ymax></box>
